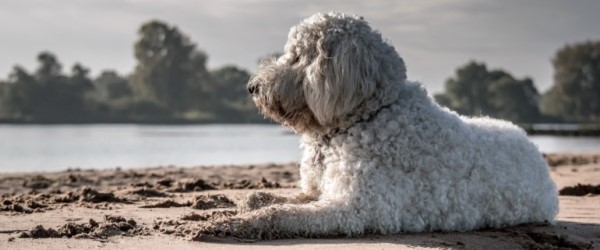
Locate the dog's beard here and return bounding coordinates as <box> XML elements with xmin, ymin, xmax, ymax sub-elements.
<box><xmin>254</xmin><ymin>96</ymin><xmax>321</xmax><ymax>133</ymax></box>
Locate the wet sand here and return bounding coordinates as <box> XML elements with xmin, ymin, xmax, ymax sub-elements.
<box><xmin>1</xmin><ymin>153</ymin><xmax>599</xmax><ymax>249</ymax></box>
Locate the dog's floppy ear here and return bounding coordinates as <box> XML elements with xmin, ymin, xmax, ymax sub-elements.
<box><xmin>303</xmin><ymin>28</ymin><xmax>380</xmax><ymax>127</ymax></box>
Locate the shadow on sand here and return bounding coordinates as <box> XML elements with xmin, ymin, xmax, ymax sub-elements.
<box><xmin>202</xmin><ymin>221</ymin><xmax>596</xmax><ymax>250</ymax></box>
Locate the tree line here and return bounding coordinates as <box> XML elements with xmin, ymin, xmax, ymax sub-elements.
<box><xmin>0</xmin><ymin>20</ymin><xmax>598</xmax><ymax>124</ymax></box>
<box><xmin>0</xmin><ymin>20</ymin><xmax>263</xmax><ymax>123</ymax></box>
<box><xmin>436</xmin><ymin>41</ymin><xmax>599</xmax><ymax>124</ymax></box>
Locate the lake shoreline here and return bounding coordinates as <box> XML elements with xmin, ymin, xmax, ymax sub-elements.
<box><xmin>1</xmin><ymin>153</ymin><xmax>599</xmax><ymax>249</ymax></box>
<box><xmin>1</xmin><ymin>121</ymin><xmax>599</xmax><ymax>136</ymax></box>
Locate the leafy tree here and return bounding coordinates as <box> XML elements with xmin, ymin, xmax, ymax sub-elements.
<box><xmin>435</xmin><ymin>61</ymin><xmax>541</xmax><ymax>123</ymax></box>
<box><xmin>0</xmin><ymin>81</ymin><xmax>6</xmax><ymax>116</ymax></box>
<box><xmin>1</xmin><ymin>52</ymin><xmax>96</xmax><ymax>122</ymax></box>
<box><xmin>488</xmin><ymin>77</ymin><xmax>540</xmax><ymax>123</ymax></box>
<box><xmin>30</xmin><ymin>52</ymin><xmax>69</xmax><ymax>120</ymax></box>
<box><xmin>212</xmin><ymin>65</ymin><xmax>251</xmax><ymax>103</ymax></box>
<box><xmin>65</xmin><ymin>63</ymin><xmax>97</xmax><ymax>118</ymax></box>
<box><xmin>131</xmin><ymin>20</ymin><xmax>210</xmax><ymax>112</ymax></box>
<box><xmin>93</xmin><ymin>70</ymin><xmax>132</xmax><ymax>101</ymax></box>
<box><xmin>37</xmin><ymin>56</ymin><xmax>95</xmax><ymax>121</ymax></box>
<box><xmin>70</xmin><ymin>64</ymin><xmax>95</xmax><ymax>92</ymax></box>
<box><xmin>183</xmin><ymin>52</ymin><xmax>214</xmax><ymax>111</ymax></box>
<box><xmin>207</xmin><ymin>65</ymin><xmax>262</xmax><ymax>122</ymax></box>
<box><xmin>2</xmin><ymin>66</ymin><xmax>37</xmax><ymax>119</ymax></box>
<box><xmin>35</xmin><ymin>52</ymin><xmax>62</xmax><ymax>81</ymax></box>
<box><xmin>540</xmin><ymin>41</ymin><xmax>600</xmax><ymax>122</ymax></box>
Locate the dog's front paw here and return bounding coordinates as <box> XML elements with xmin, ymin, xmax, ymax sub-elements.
<box><xmin>193</xmin><ymin>217</ymin><xmax>263</xmax><ymax>241</ymax></box>
<box><xmin>238</xmin><ymin>191</ymin><xmax>286</xmax><ymax>213</ymax></box>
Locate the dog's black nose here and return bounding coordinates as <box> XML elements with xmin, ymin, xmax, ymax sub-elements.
<box><xmin>247</xmin><ymin>84</ymin><xmax>260</xmax><ymax>95</ymax></box>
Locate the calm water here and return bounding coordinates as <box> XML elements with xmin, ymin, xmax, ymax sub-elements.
<box><xmin>0</xmin><ymin>125</ymin><xmax>598</xmax><ymax>173</ymax></box>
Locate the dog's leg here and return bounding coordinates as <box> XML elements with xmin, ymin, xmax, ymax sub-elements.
<box><xmin>298</xmin><ymin>146</ymin><xmax>325</xmax><ymax>198</ymax></box>
<box><xmin>197</xmin><ymin>200</ymin><xmax>363</xmax><ymax>239</ymax></box>
<box><xmin>237</xmin><ymin>192</ymin><xmax>287</xmax><ymax>213</ymax></box>
<box><xmin>237</xmin><ymin>191</ymin><xmax>317</xmax><ymax>213</ymax></box>
<box><xmin>238</xmin><ymin>146</ymin><xmax>325</xmax><ymax>213</ymax></box>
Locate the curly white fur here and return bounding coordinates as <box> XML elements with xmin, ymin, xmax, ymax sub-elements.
<box><xmin>199</xmin><ymin>12</ymin><xmax>559</xmax><ymax>239</ymax></box>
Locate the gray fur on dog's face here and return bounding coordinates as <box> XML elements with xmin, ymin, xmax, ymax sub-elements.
<box><xmin>248</xmin><ymin>12</ymin><xmax>407</xmax><ymax>133</ymax></box>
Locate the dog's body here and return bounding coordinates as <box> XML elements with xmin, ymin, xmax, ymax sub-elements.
<box><xmin>199</xmin><ymin>12</ymin><xmax>558</xmax><ymax>239</ymax></box>
<box><xmin>295</xmin><ymin>82</ymin><xmax>558</xmax><ymax>233</ymax></box>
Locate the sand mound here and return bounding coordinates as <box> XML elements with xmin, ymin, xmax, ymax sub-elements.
<box><xmin>559</xmin><ymin>184</ymin><xmax>600</xmax><ymax>196</ymax></box>
<box><xmin>79</xmin><ymin>187</ymin><xmax>127</xmax><ymax>203</ymax></box>
<box><xmin>168</xmin><ymin>179</ymin><xmax>217</xmax><ymax>192</ymax></box>
<box><xmin>119</xmin><ymin>187</ymin><xmax>169</xmax><ymax>198</ymax></box>
<box><xmin>152</xmin><ymin>209</ymin><xmax>239</xmax><ymax>238</ymax></box>
<box><xmin>139</xmin><ymin>200</ymin><xmax>191</xmax><ymax>208</ymax></box>
<box><xmin>544</xmin><ymin>153</ymin><xmax>600</xmax><ymax>167</ymax></box>
<box><xmin>22</xmin><ymin>176</ymin><xmax>54</xmax><ymax>190</ymax></box>
<box><xmin>0</xmin><ymin>187</ymin><xmax>132</xmax><ymax>214</ymax></box>
<box><xmin>220</xmin><ymin>177</ymin><xmax>282</xmax><ymax>189</ymax></box>
<box><xmin>191</xmin><ymin>194</ymin><xmax>236</xmax><ymax>210</ymax></box>
<box><xmin>1</xmin><ymin>195</ymin><xmax>49</xmax><ymax>214</ymax></box>
<box><xmin>19</xmin><ymin>215</ymin><xmax>149</xmax><ymax>239</ymax></box>
<box><xmin>181</xmin><ymin>210</ymin><xmax>238</xmax><ymax>221</ymax></box>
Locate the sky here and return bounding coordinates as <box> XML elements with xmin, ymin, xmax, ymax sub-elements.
<box><xmin>1</xmin><ymin>0</ymin><xmax>599</xmax><ymax>94</ymax></box>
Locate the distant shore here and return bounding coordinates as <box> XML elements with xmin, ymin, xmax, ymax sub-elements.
<box><xmin>522</xmin><ymin>123</ymin><xmax>600</xmax><ymax>136</ymax></box>
<box><xmin>0</xmin><ymin>153</ymin><xmax>599</xmax><ymax>249</ymax></box>
<box><xmin>1</xmin><ymin>120</ymin><xmax>599</xmax><ymax>137</ymax></box>
<box><xmin>0</xmin><ymin>119</ymin><xmax>273</xmax><ymax>126</ymax></box>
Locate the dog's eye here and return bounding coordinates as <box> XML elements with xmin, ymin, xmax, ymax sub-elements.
<box><xmin>290</xmin><ymin>56</ymin><xmax>300</xmax><ymax>65</ymax></box>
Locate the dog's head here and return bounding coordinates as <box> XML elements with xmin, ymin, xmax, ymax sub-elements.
<box><xmin>249</xmin><ymin>12</ymin><xmax>406</xmax><ymax>133</ymax></box>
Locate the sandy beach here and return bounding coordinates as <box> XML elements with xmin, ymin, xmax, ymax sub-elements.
<box><xmin>1</xmin><ymin>153</ymin><xmax>599</xmax><ymax>249</ymax></box>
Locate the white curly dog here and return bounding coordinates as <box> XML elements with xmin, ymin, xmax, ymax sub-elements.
<box><xmin>199</xmin><ymin>12</ymin><xmax>559</xmax><ymax>239</ymax></box>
